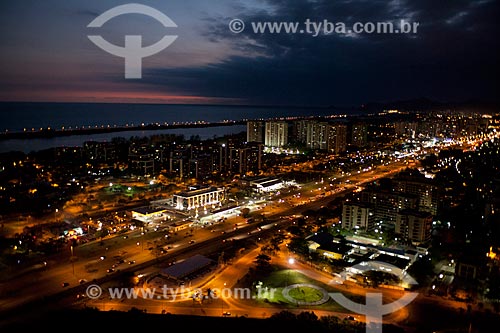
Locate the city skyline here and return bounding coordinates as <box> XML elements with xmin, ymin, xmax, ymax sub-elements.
<box><xmin>1</xmin><ymin>1</ymin><xmax>500</xmax><ymax>332</ymax></box>
<box><xmin>2</xmin><ymin>108</ymin><xmax>500</xmax><ymax>333</ymax></box>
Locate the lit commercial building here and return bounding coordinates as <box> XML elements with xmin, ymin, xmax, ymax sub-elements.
<box><xmin>361</xmin><ymin>189</ymin><xmax>418</xmax><ymax>225</ymax></box>
<box><xmin>293</xmin><ymin>119</ymin><xmax>309</xmax><ymax>144</ymax></box>
<box><xmin>173</xmin><ymin>185</ymin><xmax>225</xmax><ymax>211</ymax></box>
<box><xmin>83</xmin><ymin>141</ymin><xmax>118</xmax><ymax>163</ymax></box>
<box><xmin>341</xmin><ymin>202</ymin><xmax>374</xmax><ymax>232</ymax></box>
<box><xmin>294</xmin><ymin>120</ymin><xmax>347</xmax><ymax>153</ymax></box>
<box><xmin>128</xmin><ymin>143</ymin><xmax>156</xmax><ymax>176</ymax></box>
<box><xmin>131</xmin><ymin>206</ymin><xmax>168</xmax><ymax>223</ymax></box>
<box><xmin>351</xmin><ymin>122</ymin><xmax>368</xmax><ymax>147</ymax></box>
<box><xmin>395</xmin><ymin>209</ymin><xmax>433</xmax><ymax>245</ymax></box>
<box><xmin>392</xmin><ymin>176</ymin><xmax>441</xmax><ymax>216</ymax></box>
<box><xmin>247</xmin><ymin>121</ymin><xmax>264</xmax><ymax>143</ymax></box>
<box><xmin>243</xmin><ymin>176</ymin><xmax>285</xmax><ymax>193</ymax></box>
<box><xmin>394</xmin><ymin>121</ymin><xmax>418</xmax><ymax>138</ymax></box>
<box><xmin>343</xmin><ymin>253</ymin><xmax>412</xmax><ymax>286</ymax></box>
<box><xmin>328</xmin><ymin>123</ymin><xmax>347</xmax><ymax>154</ymax></box>
<box><xmin>306</xmin><ymin>121</ymin><xmax>329</xmax><ymax>150</ymax></box>
<box><xmin>229</xmin><ymin>142</ymin><xmax>263</xmax><ymax>175</ymax></box>
<box><xmin>265</xmin><ymin>121</ymin><xmax>288</xmax><ymax>148</ymax></box>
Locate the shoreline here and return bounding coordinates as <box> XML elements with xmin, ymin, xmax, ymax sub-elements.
<box><xmin>0</xmin><ymin>120</ymin><xmax>246</xmax><ymax>141</ymax></box>
<box><xmin>0</xmin><ymin>113</ymin><xmax>336</xmax><ymax>141</ymax></box>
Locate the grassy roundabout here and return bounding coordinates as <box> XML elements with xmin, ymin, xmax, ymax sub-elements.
<box><xmin>246</xmin><ymin>268</ymin><xmax>365</xmax><ymax>312</ymax></box>
<box><xmin>287</xmin><ymin>285</ymin><xmax>327</xmax><ymax>304</ymax></box>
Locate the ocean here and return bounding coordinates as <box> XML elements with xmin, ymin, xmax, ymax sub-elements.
<box><xmin>0</xmin><ymin>102</ymin><xmax>348</xmax><ymax>153</ymax></box>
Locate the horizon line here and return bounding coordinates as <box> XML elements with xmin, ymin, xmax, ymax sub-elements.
<box><xmin>0</xmin><ymin>100</ymin><xmax>360</xmax><ymax>110</ymax></box>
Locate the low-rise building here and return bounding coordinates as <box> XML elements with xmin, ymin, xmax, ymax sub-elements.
<box><xmin>173</xmin><ymin>185</ymin><xmax>225</xmax><ymax>211</ymax></box>
<box><xmin>241</xmin><ymin>176</ymin><xmax>285</xmax><ymax>194</ymax></box>
<box><xmin>306</xmin><ymin>232</ymin><xmax>351</xmax><ymax>260</ymax></box>
<box><xmin>395</xmin><ymin>209</ymin><xmax>433</xmax><ymax>245</ymax></box>
<box><xmin>131</xmin><ymin>206</ymin><xmax>168</xmax><ymax>223</ymax></box>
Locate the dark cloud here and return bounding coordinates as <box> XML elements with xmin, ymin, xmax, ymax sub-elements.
<box><xmin>140</xmin><ymin>0</ymin><xmax>500</xmax><ymax>106</ymax></box>
<box><xmin>74</xmin><ymin>9</ymin><xmax>101</xmax><ymax>18</ymax></box>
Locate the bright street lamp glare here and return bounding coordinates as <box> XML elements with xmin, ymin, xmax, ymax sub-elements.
<box><xmin>288</xmin><ymin>258</ymin><xmax>295</xmax><ymax>265</ymax></box>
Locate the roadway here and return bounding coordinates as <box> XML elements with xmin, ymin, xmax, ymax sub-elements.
<box><xmin>0</xmin><ymin>156</ymin><xmax>415</xmax><ymax>324</ymax></box>
<box><xmin>2</xmin><ymin>152</ymin><xmax>494</xmax><ymax>332</ymax></box>
<box><xmin>77</xmin><ymin>238</ymin><xmax>500</xmax><ymax>332</ymax></box>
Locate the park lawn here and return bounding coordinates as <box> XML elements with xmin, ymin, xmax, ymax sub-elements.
<box><xmin>102</xmin><ymin>184</ymin><xmax>143</xmax><ymax>197</ymax></box>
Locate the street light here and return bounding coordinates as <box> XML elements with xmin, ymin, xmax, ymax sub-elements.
<box><xmin>70</xmin><ymin>245</ymin><xmax>75</xmax><ymax>275</ymax></box>
<box><xmin>221</xmin><ymin>282</ymin><xmax>227</xmax><ymax>315</ymax></box>
<box><xmin>141</xmin><ymin>226</ymin><xmax>144</xmax><ymax>251</ymax></box>
<box><xmin>286</xmin><ymin>258</ymin><xmax>295</xmax><ymax>287</ymax></box>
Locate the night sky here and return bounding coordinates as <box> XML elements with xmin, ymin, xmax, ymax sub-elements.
<box><xmin>0</xmin><ymin>0</ymin><xmax>499</xmax><ymax>106</ymax></box>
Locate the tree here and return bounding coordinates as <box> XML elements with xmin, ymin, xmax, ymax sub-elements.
<box><xmin>240</xmin><ymin>207</ymin><xmax>250</xmax><ymax>218</ymax></box>
<box><xmin>288</xmin><ymin>238</ymin><xmax>309</xmax><ymax>256</ymax></box>
<box><xmin>407</xmin><ymin>257</ymin><xmax>434</xmax><ymax>285</ymax></box>
<box><xmin>421</xmin><ymin>154</ymin><xmax>438</xmax><ymax>169</ymax></box>
<box><xmin>189</xmin><ymin>134</ymin><xmax>201</xmax><ymax>142</ymax></box>
<box><xmin>95</xmin><ymin>228</ymin><xmax>109</xmax><ymax>240</ymax></box>
<box><xmin>486</xmin><ymin>270</ymin><xmax>500</xmax><ymax>302</ymax></box>
<box><xmin>363</xmin><ymin>270</ymin><xmax>400</xmax><ymax>287</ymax></box>
<box><xmin>270</xmin><ymin>310</ymin><xmax>297</xmax><ymax>321</ymax></box>
<box><xmin>254</xmin><ymin>253</ymin><xmax>272</xmax><ymax>274</ymax></box>
<box><xmin>297</xmin><ymin>311</ymin><xmax>318</xmax><ymax>322</ymax></box>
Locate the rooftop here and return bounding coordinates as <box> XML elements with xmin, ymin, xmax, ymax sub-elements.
<box><xmin>306</xmin><ymin>232</ymin><xmax>335</xmax><ymax>247</ymax></box>
<box><xmin>318</xmin><ymin>242</ymin><xmax>351</xmax><ymax>255</ymax></box>
<box><xmin>247</xmin><ymin>176</ymin><xmax>281</xmax><ymax>186</ymax></box>
<box><xmin>160</xmin><ymin>254</ymin><xmax>214</xmax><ymax>280</ymax></box>
<box><xmin>175</xmin><ymin>185</ymin><xmax>224</xmax><ymax>198</ymax></box>
<box><xmin>372</xmin><ymin>253</ymin><xmax>411</xmax><ymax>270</ymax></box>
<box><xmin>132</xmin><ymin>206</ymin><xmax>166</xmax><ymax>215</ymax></box>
